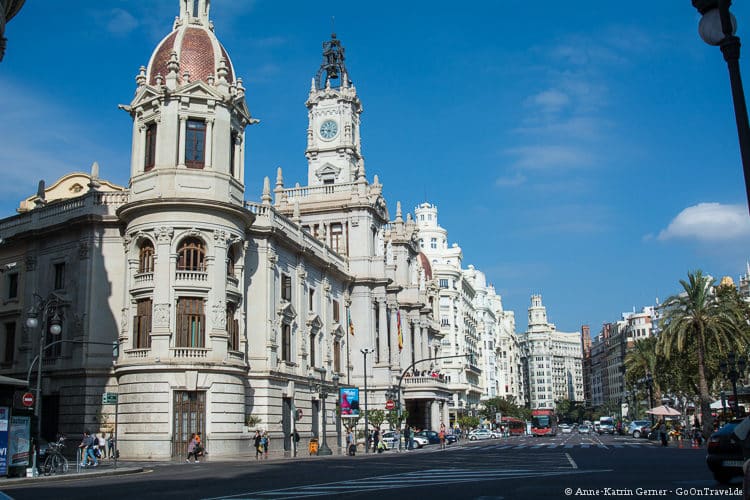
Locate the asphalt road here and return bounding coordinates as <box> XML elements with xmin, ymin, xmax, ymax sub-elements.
<box><xmin>1</xmin><ymin>433</ymin><xmax>741</xmax><ymax>500</ymax></box>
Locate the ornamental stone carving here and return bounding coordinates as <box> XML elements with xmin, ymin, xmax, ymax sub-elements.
<box><xmin>212</xmin><ymin>300</ymin><xmax>226</xmax><ymax>329</ymax></box>
<box><xmin>155</xmin><ymin>226</ymin><xmax>174</xmax><ymax>244</ymax></box>
<box><xmin>120</xmin><ymin>308</ymin><xmax>129</xmax><ymax>334</ymax></box>
<box><xmin>79</xmin><ymin>241</ymin><xmax>90</xmax><ymax>260</ymax></box>
<box><xmin>213</xmin><ymin>230</ymin><xmax>227</xmax><ymax>246</ymax></box>
<box><xmin>154</xmin><ymin>303</ymin><xmax>171</xmax><ymax>327</ymax></box>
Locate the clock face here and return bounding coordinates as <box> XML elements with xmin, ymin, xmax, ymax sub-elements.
<box><xmin>319</xmin><ymin>120</ymin><xmax>338</xmax><ymax>140</ymax></box>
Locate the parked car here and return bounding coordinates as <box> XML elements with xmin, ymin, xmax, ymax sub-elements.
<box><xmin>578</xmin><ymin>424</ymin><xmax>592</xmax><ymax>435</ymax></box>
<box><xmin>706</xmin><ymin>420</ymin><xmax>745</xmax><ymax>484</ymax></box>
<box><xmin>411</xmin><ymin>435</ymin><xmax>429</xmax><ymax>448</ymax></box>
<box><xmin>414</xmin><ymin>430</ymin><xmax>441</xmax><ymax>445</ymax></box>
<box><xmin>468</xmin><ymin>428</ymin><xmax>494</xmax><ymax>440</ymax></box>
<box><xmin>381</xmin><ymin>431</ymin><xmax>400</xmax><ymax>450</ymax></box>
<box><xmin>626</xmin><ymin>420</ymin><xmax>651</xmax><ymax>439</ymax></box>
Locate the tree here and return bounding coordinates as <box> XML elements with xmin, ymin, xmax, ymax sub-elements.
<box><xmin>479</xmin><ymin>396</ymin><xmax>525</xmax><ymax>422</ymax></box>
<box><xmin>456</xmin><ymin>415</ymin><xmax>480</xmax><ymax>430</ymax></box>
<box><xmin>366</xmin><ymin>409</ymin><xmax>386</xmax><ymax>430</ymax></box>
<box><xmin>385</xmin><ymin>409</ymin><xmax>408</xmax><ymax>430</ymax></box>
<box><xmin>657</xmin><ymin>270</ymin><xmax>750</xmax><ymax>437</ymax></box>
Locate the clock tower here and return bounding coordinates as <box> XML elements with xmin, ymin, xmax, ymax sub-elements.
<box><xmin>305</xmin><ymin>33</ymin><xmax>363</xmax><ymax>186</ymax></box>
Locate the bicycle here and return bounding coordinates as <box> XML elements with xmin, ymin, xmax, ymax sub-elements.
<box><xmin>41</xmin><ymin>436</ymin><xmax>69</xmax><ymax>475</ymax></box>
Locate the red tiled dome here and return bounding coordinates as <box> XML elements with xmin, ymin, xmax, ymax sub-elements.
<box><xmin>147</xmin><ymin>26</ymin><xmax>235</xmax><ymax>86</ymax></box>
<box><xmin>418</xmin><ymin>252</ymin><xmax>433</xmax><ymax>280</ymax></box>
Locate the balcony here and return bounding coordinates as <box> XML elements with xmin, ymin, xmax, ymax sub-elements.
<box><xmin>170</xmin><ymin>347</ymin><xmax>209</xmax><ymax>359</ymax></box>
<box><xmin>403</xmin><ymin>376</ymin><xmax>448</xmax><ymax>389</ymax></box>
<box><xmin>175</xmin><ymin>270</ymin><xmax>209</xmax><ymax>286</ymax></box>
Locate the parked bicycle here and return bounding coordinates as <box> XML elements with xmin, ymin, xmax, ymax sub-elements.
<box><xmin>40</xmin><ymin>435</ymin><xmax>68</xmax><ymax>475</ymax></box>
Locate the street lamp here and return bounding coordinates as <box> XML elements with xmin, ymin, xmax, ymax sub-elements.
<box><xmin>693</xmin><ymin>0</ymin><xmax>750</xmax><ymax>214</ymax></box>
<box><xmin>360</xmin><ymin>348</ymin><xmax>374</xmax><ymax>454</ymax></box>
<box><xmin>310</xmin><ymin>371</ymin><xmax>339</xmax><ymax>456</ymax></box>
<box><xmin>719</xmin><ymin>350</ymin><xmax>747</xmax><ymax>417</ymax></box>
<box><xmin>25</xmin><ymin>292</ymin><xmax>65</xmax><ymax>440</ymax></box>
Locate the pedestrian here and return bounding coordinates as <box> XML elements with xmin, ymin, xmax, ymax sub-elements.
<box><xmin>262</xmin><ymin>431</ymin><xmax>269</xmax><ymax>459</ymax></box>
<box><xmin>97</xmin><ymin>433</ymin><xmax>107</xmax><ymax>459</ymax></box>
<box><xmin>346</xmin><ymin>427</ymin><xmax>356</xmax><ymax>456</ymax></box>
<box><xmin>79</xmin><ymin>430</ymin><xmax>98</xmax><ymax>467</ymax></box>
<box><xmin>91</xmin><ymin>433</ymin><xmax>101</xmax><ymax>460</ymax></box>
<box><xmin>372</xmin><ymin>428</ymin><xmax>380</xmax><ymax>453</ymax></box>
<box><xmin>253</xmin><ymin>430</ymin><xmax>262</xmax><ymax>460</ymax></box>
<box><xmin>659</xmin><ymin>421</ymin><xmax>668</xmax><ymax>447</ymax></box>
<box><xmin>439</xmin><ymin>426</ymin><xmax>446</xmax><ymax>450</ymax></box>
<box><xmin>405</xmin><ymin>426</ymin><xmax>413</xmax><ymax>450</ymax></box>
<box><xmin>195</xmin><ymin>432</ymin><xmax>205</xmax><ymax>458</ymax></box>
<box><xmin>186</xmin><ymin>433</ymin><xmax>199</xmax><ymax>463</ymax></box>
<box><xmin>107</xmin><ymin>433</ymin><xmax>116</xmax><ymax>458</ymax></box>
<box><xmin>393</xmin><ymin>428</ymin><xmax>401</xmax><ymax>452</ymax></box>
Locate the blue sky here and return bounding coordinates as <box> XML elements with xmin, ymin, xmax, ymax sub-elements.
<box><xmin>2</xmin><ymin>1</ymin><xmax>750</xmax><ymax>334</ymax></box>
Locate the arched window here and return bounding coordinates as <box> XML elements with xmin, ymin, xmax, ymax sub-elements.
<box><xmin>227</xmin><ymin>302</ymin><xmax>239</xmax><ymax>351</ymax></box>
<box><xmin>177</xmin><ymin>237</ymin><xmax>206</xmax><ymax>271</ymax></box>
<box><xmin>139</xmin><ymin>240</ymin><xmax>155</xmax><ymax>273</ymax></box>
<box><xmin>226</xmin><ymin>247</ymin><xmax>235</xmax><ymax>278</ymax></box>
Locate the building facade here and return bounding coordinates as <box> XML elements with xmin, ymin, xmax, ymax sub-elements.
<box><xmin>519</xmin><ymin>295</ymin><xmax>583</xmax><ymax>410</ymax></box>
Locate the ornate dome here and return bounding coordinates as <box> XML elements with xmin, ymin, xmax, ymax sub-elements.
<box><xmin>146</xmin><ymin>0</ymin><xmax>235</xmax><ymax>86</ymax></box>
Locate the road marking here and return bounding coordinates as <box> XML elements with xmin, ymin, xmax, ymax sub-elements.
<box><xmin>205</xmin><ymin>468</ymin><xmax>610</xmax><ymax>499</ymax></box>
<box><xmin>566</xmin><ymin>452</ymin><xmax>578</xmax><ymax>469</ymax></box>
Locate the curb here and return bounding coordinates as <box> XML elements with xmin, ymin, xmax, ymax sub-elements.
<box><xmin>0</xmin><ymin>467</ymin><xmax>145</xmax><ymax>487</ymax></box>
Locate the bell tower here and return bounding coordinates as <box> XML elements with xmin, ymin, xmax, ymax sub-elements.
<box><xmin>305</xmin><ymin>33</ymin><xmax>363</xmax><ymax>186</ymax></box>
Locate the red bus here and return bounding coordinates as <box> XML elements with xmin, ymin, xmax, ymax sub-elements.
<box><xmin>499</xmin><ymin>417</ymin><xmax>526</xmax><ymax>436</ymax></box>
<box><xmin>531</xmin><ymin>409</ymin><xmax>557</xmax><ymax>436</ymax></box>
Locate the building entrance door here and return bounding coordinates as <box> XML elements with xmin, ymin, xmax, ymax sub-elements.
<box><xmin>173</xmin><ymin>391</ymin><xmax>205</xmax><ymax>458</ymax></box>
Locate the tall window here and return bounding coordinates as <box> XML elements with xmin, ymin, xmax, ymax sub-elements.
<box><xmin>133</xmin><ymin>298</ymin><xmax>152</xmax><ymax>349</ymax></box>
<box><xmin>176</xmin><ymin>297</ymin><xmax>205</xmax><ymax>347</ymax></box>
<box><xmin>332</xmin><ymin>300</ymin><xmax>340</xmax><ymax>323</ymax></box>
<box><xmin>330</xmin><ymin>223</ymin><xmax>343</xmax><ymax>254</ymax></box>
<box><xmin>227</xmin><ymin>248</ymin><xmax>236</xmax><ymax>278</ymax></box>
<box><xmin>139</xmin><ymin>240</ymin><xmax>155</xmax><ymax>273</ymax></box>
<box><xmin>230</xmin><ymin>130</ymin><xmax>238</xmax><ymax>178</ymax></box>
<box><xmin>144</xmin><ymin>123</ymin><xmax>157</xmax><ymax>171</ymax></box>
<box><xmin>308</xmin><ymin>288</ymin><xmax>315</xmax><ymax>313</ymax></box>
<box><xmin>53</xmin><ymin>263</ymin><xmax>65</xmax><ymax>290</ymax></box>
<box><xmin>2</xmin><ymin>322</ymin><xmax>15</xmax><ymax>365</ymax></box>
<box><xmin>333</xmin><ymin>338</ymin><xmax>341</xmax><ymax>372</ymax></box>
<box><xmin>7</xmin><ymin>273</ymin><xmax>17</xmax><ymax>299</ymax></box>
<box><xmin>281</xmin><ymin>274</ymin><xmax>292</xmax><ymax>302</ymax></box>
<box><xmin>430</xmin><ymin>238</ymin><xmax>437</xmax><ymax>249</ymax></box>
<box><xmin>185</xmin><ymin>119</ymin><xmax>206</xmax><ymax>168</ymax></box>
<box><xmin>309</xmin><ymin>332</ymin><xmax>316</xmax><ymax>367</ymax></box>
<box><xmin>227</xmin><ymin>302</ymin><xmax>239</xmax><ymax>351</ymax></box>
<box><xmin>281</xmin><ymin>324</ymin><xmax>291</xmax><ymax>362</ymax></box>
<box><xmin>177</xmin><ymin>238</ymin><xmax>206</xmax><ymax>271</ymax></box>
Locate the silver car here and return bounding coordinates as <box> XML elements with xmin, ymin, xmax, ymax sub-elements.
<box><xmin>468</xmin><ymin>428</ymin><xmax>493</xmax><ymax>440</ymax></box>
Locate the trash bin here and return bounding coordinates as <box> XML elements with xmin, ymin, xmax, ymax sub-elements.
<box><xmin>308</xmin><ymin>438</ymin><xmax>319</xmax><ymax>455</ymax></box>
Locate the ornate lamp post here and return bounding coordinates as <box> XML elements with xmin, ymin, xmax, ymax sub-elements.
<box><xmin>310</xmin><ymin>371</ymin><xmax>339</xmax><ymax>456</ymax></box>
<box><xmin>25</xmin><ymin>293</ymin><xmax>65</xmax><ymax>440</ymax></box>
<box><xmin>693</xmin><ymin>0</ymin><xmax>750</xmax><ymax>214</ymax></box>
<box><xmin>360</xmin><ymin>348</ymin><xmax>374</xmax><ymax>454</ymax></box>
<box><xmin>719</xmin><ymin>351</ymin><xmax>747</xmax><ymax>417</ymax></box>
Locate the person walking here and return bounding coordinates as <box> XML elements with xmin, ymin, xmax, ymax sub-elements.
<box><xmin>372</xmin><ymin>428</ymin><xmax>380</xmax><ymax>453</ymax></box>
<box><xmin>346</xmin><ymin>427</ymin><xmax>355</xmax><ymax>456</ymax></box>
<box><xmin>439</xmin><ymin>424</ymin><xmax>446</xmax><ymax>450</ymax></box>
<box><xmin>262</xmin><ymin>431</ymin><xmax>270</xmax><ymax>459</ymax></box>
<box><xmin>107</xmin><ymin>433</ymin><xmax>116</xmax><ymax>459</ymax></box>
<box><xmin>659</xmin><ymin>421</ymin><xmax>668</xmax><ymax>447</ymax></box>
<box><xmin>97</xmin><ymin>433</ymin><xmax>107</xmax><ymax>460</ymax></box>
<box><xmin>79</xmin><ymin>430</ymin><xmax>98</xmax><ymax>467</ymax></box>
<box><xmin>405</xmin><ymin>425</ymin><xmax>413</xmax><ymax>450</ymax></box>
<box><xmin>186</xmin><ymin>433</ymin><xmax>199</xmax><ymax>463</ymax></box>
<box><xmin>253</xmin><ymin>430</ymin><xmax>263</xmax><ymax>460</ymax></box>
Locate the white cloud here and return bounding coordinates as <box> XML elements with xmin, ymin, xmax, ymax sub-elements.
<box><xmin>495</xmin><ymin>173</ymin><xmax>527</xmax><ymax>187</ymax></box>
<box><xmin>525</xmin><ymin>89</ymin><xmax>569</xmax><ymax>113</ymax></box>
<box><xmin>658</xmin><ymin>203</ymin><xmax>750</xmax><ymax>241</ymax></box>
<box><xmin>106</xmin><ymin>8</ymin><xmax>139</xmax><ymax>36</ymax></box>
<box><xmin>506</xmin><ymin>145</ymin><xmax>593</xmax><ymax>170</ymax></box>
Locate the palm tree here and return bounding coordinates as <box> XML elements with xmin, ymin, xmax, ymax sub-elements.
<box><xmin>657</xmin><ymin>270</ymin><xmax>748</xmax><ymax>437</ymax></box>
<box><xmin>624</xmin><ymin>336</ymin><xmax>661</xmax><ymax>410</ymax></box>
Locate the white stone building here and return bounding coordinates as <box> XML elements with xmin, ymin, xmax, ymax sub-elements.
<box><xmin>519</xmin><ymin>295</ymin><xmax>583</xmax><ymax>410</ymax></box>
<box><xmin>0</xmin><ymin>0</ymin><xmax>466</xmax><ymax>458</ymax></box>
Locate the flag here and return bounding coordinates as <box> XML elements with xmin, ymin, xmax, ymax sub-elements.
<box><xmin>397</xmin><ymin>310</ymin><xmax>403</xmax><ymax>352</ymax></box>
<box><xmin>347</xmin><ymin>307</ymin><xmax>355</xmax><ymax>336</ymax></box>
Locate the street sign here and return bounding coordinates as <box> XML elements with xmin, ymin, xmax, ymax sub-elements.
<box><xmin>385</xmin><ymin>399</ymin><xmax>395</xmax><ymax>410</ymax></box>
<box><xmin>21</xmin><ymin>393</ymin><xmax>34</xmax><ymax>407</ymax></box>
<box><xmin>102</xmin><ymin>392</ymin><xmax>118</xmax><ymax>405</ymax></box>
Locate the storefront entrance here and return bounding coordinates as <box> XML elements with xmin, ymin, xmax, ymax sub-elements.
<box><xmin>172</xmin><ymin>391</ymin><xmax>205</xmax><ymax>458</ymax></box>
